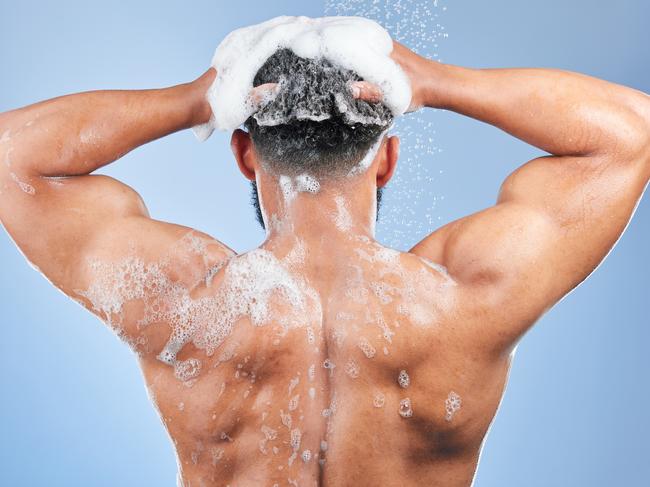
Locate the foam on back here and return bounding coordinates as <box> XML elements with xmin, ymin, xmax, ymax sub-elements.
<box><xmin>193</xmin><ymin>15</ymin><xmax>411</xmax><ymax>139</ymax></box>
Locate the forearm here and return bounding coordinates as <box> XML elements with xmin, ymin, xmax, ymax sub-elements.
<box><xmin>0</xmin><ymin>70</ymin><xmax>213</xmax><ymax>178</ymax></box>
<box><xmin>423</xmin><ymin>62</ymin><xmax>650</xmax><ymax>158</ymax></box>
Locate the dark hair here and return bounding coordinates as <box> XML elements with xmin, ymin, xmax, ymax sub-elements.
<box><xmin>244</xmin><ymin>49</ymin><xmax>393</xmax><ymax>177</ymax></box>
<box><xmin>244</xmin><ymin>48</ymin><xmax>393</xmax><ymax>229</ymax></box>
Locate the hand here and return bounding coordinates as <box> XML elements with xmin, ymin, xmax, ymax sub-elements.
<box><xmin>349</xmin><ymin>81</ymin><xmax>384</xmax><ymax>104</ymax></box>
<box><xmin>349</xmin><ymin>41</ymin><xmax>436</xmax><ymax>111</ymax></box>
<box><xmin>188</xmin><ymin>69</ymin><xmax>281</xmax><ymax>126</ymax></box>
<box><xmin>248</xmin><ymin>83</ymin><xmax>280</xmax><ymax>109</ymax></box>
<box><xmin>389</xmin><ymin>40</ymin><xmax>434</xmax><ymax>111</ymax></box>
<box><xmin>189</xmin><ymin>68</ymin><xmax>217</xmax><ymax>126</ymax></box>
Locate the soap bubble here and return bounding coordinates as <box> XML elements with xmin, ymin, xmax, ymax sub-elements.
<box><xmin>399</xmin><ymin>397</ymin><xmax>413</xmax><ymax>418</ymax></box>
<box><xmin>397</xmin><ymin>369</ymin><xmax>410</xmax><ymax>388</ymax></box>
<box><xmin>445</xmin><ymin>390</ymin><xmax>462</xmax><ymax>421</ymax></box>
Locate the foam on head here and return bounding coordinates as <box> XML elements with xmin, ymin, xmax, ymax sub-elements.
<box><xmin>193</xmin><ymin>15</ymin><xmax>411</xmax><ymax>139</ymax></box>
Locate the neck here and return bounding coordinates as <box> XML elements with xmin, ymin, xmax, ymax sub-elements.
<box><xmin>256</xmin><ymin>170</ymin><xmax>378</xmax><ymax>245</ymax></box>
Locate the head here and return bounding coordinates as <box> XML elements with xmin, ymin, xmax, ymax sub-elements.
<box><xmin>230</xmin><ymin>48</ymin><xmax>400</xmax><ymax>230</ymax></box>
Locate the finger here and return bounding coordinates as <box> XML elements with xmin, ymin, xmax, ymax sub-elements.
<box><xmin>248</xmin><ymin>83</ymin><xmax>280</xmax><ymax>108</ymax></box>
<box><xmin>349</xmin><ymin>81</ymin><xmax>384</xmax><ymax>103</ymax></box>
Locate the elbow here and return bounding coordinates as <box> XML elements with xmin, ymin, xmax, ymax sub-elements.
<box><xmin>601</xmin><ymin>90</ymin><xmax>650</xmax><ymax>162</ymax></box>
<box><xmin>632</xmin><ymin>113</ymin><xmax>650</xmax><ymax>176</ymax></box>
<box><xmin>615</xmin><ymin>124</ymin><xmax>650</xmax><ymax>184</ymax></box>
<box><xmin>608</xmin><ymin>120</ymin><xmax>650</xmax><ymax>168</ymax></box>
<box><xmin>622</xmin><ymin>93</ymin><xmax>650</xmax><ymax>161</ymax></box>
<box><xmin>637</xmin><ymin>99</ymin><xmax>650</xmax><ymax>155</ymax></box>
<box><xmin>627</xmin><ymin>127</ymin><xmax>650</xmax><ymax>161</ymax></box>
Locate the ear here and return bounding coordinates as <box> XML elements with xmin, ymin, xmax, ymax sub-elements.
<box><xmin>376</xmin><ymin>135</ymin><xmax>399</xmax><ymax>188</ymax></box>
<box><xmin>230</xmin><ymin>129</ymin><xmax>257</xmax><ymax>181</ymax></box>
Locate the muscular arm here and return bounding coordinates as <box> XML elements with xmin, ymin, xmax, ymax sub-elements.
<box><xmin>397</xmin><ymin>43</ymin><xmax>650</xmax><ymax>354</ymax></box>
<box><xmin>0</xmin><ymin>71</ymin><xmax>213</xmax><ymax>179</ymax></box>
<box><xmin>0</xmin><ymin>69</ymin><xmax>232</xmax><ymax>324</ymax></box>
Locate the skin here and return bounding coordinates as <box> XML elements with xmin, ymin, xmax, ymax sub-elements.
<box><xmin>1</xmin><ymin>40</ymin><xmax>649</xmax><ymax>486</ymax></box>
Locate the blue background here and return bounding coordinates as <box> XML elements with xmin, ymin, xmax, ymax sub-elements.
<box><xmin>1</xmin><ymin>1</ymin><xmax>648</xmax><ymax>485</ymax></box>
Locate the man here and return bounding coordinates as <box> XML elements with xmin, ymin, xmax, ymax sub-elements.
<box><xmin>0</xmin><ymin>33</ymin><xmax>648</xmax><ymax>486</ymax></box>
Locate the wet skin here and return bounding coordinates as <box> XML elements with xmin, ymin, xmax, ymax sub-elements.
<box><xmin>129</xmin><ymin>228</ymin><xmax>510</xmax><ymax>487</ymax></box>
<box><xmin>1</xmin><ymin>41</ymin><xmax>649</xmax><ymax>486</ymax></box>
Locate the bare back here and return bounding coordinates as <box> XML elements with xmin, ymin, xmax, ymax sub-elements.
<box><xmin>78</xmin><ymin>230</ymin><xmax>512</xmax><ymax>487</ymax></box>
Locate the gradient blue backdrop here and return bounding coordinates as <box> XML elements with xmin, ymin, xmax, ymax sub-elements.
<box><xmin>1</xmin><ymin>1</ymin><xmax>648</xmax><ymax>485</ymax></box>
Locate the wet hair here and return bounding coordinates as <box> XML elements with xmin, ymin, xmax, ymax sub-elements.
<box><xmin>244</xmin><ymin>49</ymin><xmax>393</xmax><ymax>229</ymax></box>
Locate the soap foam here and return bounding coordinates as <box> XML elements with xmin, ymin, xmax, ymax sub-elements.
<box><xmin>194</xmin><ymin>16</ymin><xmax>411</xmax><ymax>138</ymax></box>
<box><xmin>397</xmin><ymin>369</ymin><xmax>410</xmax><ymax>388</ymax></box>
<box><xmin>301</xmin><ymin>449</ymin><xmax>312</xmax><ymax>462</ymax></box>
<box><xmin>334</xmin><ymin>195</ymin><xmax>352</xmax><ymax>231</ymax></box>
<box><xmin>294</xmin><ymin>173</ymin><xmax>320</xmax><ymax>193</ymax></box>
<box><xmin>445</xmin><ymin>391</ymin><xmax>462</xmax><ymax>422</ymax></box>
<box><xmin>10</xmin><ymin>172</ymin><xmax>36</xmax><ymax>195</ymax></box>
<box><xmin>290</xmin><ymin>428</ymin><xmax>302</xmax><ymax>451</ymax></box>
<box><xmin>346</xmin><ymin>130</ymin><xmax>387</xmax><ymax>177</ymax></box>
<box><xmin>358</xmin><ymin>336</ymin><xmax>376</xmax><ymax>358</ymax></box>
<box><xmin>76</xmin><ymin>232</ymin><xmax>322</xmax><ymax>383</ymax></box>
<box><xmin>373</xmin><ymin>392</ymin><xmax>386</xmax><ymax>408</ymax></box>
<box><xmin>3</xmin><ymin>145</ymin><xmax>13</xmax><ymax>168</ymax></box>
<box><xmin>399</xmin><ymin>397</ymin><xmax>413</xmax><ymax>418</ymax></box>
<box><xmin>344</xmin><ymin>358</ymin><xmax>360</xmax><ymax>378</ymax></box>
